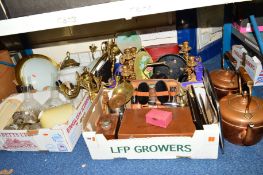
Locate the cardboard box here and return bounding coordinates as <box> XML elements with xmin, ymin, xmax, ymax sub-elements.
<box><xmin>82</xmin><ymin>84</ymin><xmax>220</xmax><ymax>159</ymax></box>
<box><xmin>0</xmin><ymin>90</ymin><xmax>91</xmax><ymax>152</ymax></box>
<box><xmin>232</xmin><ymin>45</ymin><xmax>263</xmax><ymax>86</ymax></box>
<box><xmin>0</xmin><ymin>50</ymin><xmax>17</xmax><ymax>101</ymax></box>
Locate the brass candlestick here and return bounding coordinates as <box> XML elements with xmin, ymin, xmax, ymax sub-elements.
<box><xmin>179</xmin><ymin>41</ymin><xmax>191</xmax><ymax>61</ymax></box>
<box><xmin>185</xmin><ymin>56</ymin><xmax>197</xmax><ymax>81</ymax></box>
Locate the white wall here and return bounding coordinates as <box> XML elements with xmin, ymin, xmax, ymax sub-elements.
<box><xmin>33</xmin><ymin>25</ymin><xmax>178</xmax><ymax>66</ymax></box>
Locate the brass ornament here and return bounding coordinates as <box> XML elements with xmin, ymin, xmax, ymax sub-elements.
<box><xmin>111</xmin><ymin>81</ymin><xmax>134</xmax><ymax>104</ymax></box>
<box><xmin>57</xmin><ymin>67</ymin><xmax>102</xmax><ymax>101</ymax></box>
<box><xmin>89</xmin><ymin>44</ymin><xmax>97</xmax><ymax>60</ymax></box>
<box><xmin>179</xmin><ymin>41</ymin><xmax>191</xmax><ymax>61</ymax></box>
<box><xmin>108</xmin><ymin>93</ymin><xmax>126</xmax><ymax>109</ymax></box>
<box><xmin>119</xmin><ymin>47</ymin><xmax>137</xmax><ymax>80</ymax></box>
<box><xmin>185</xmin><ymin>56</ymin><xmax>197</xmax><ymax>81</ymax></box>
<box><xmin>60</xmin><ymin>51</ymin><xmax>80</xmax><ymax>70</ymax></box>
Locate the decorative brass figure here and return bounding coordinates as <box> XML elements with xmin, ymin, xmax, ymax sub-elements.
<box><xmin>119</xmin><ymin>47</ymin><xmax>138</xmax><ymax>80</ymax></box>
<box><xmin>78</xmin><ymin>67</ymin><xmax>102</xmax><ymax>100</ymax></box>
<box><xmin>102</xmin><ymin>91</ymin><xmax>110</xmax><ymax>114</ymax></box>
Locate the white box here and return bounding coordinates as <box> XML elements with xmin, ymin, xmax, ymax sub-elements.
<box><xmin>0</xmin><ymin>91</ymin><xmax>91</xmax><ymax>152</ymax></box>
<box><xmin>82</xmin><ymin>85</ymin><xmax>220</xmax><ymax>160</ymax></box>
<box><xmin>231</xmin><ymin>44</ymin><xmax>248</xmax><ymax>68</ymax></box>
<box><xmin>232</xmin><ymin>45</ymin><xmax>263</xmax><ymax>86</ymax></box>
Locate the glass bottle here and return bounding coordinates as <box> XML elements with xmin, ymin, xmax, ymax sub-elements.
<box><xmin>18</xmin><ymin>77</ymin><xmax>42</xmax><ymax>124</ymax></box>
<box><xmin>43</xmin><ymin>73</ymin><xmax>64</xmax><ymax>109</ymax></box>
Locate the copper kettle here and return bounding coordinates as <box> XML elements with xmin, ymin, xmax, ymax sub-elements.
<box><xmin>220</xmin><ymin>72</ymin><xmax>263</xmax><ymax>146</ymax></box>
<box><xmin>209</xmin><ymin>57</ymin><xmax>238</xmax><ymax>100</ymax></box>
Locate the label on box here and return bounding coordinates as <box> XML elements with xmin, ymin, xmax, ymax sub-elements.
<box><xmin>232</xmin><ymin>45</ymin><xmax>263</xmax><ymax>86</ymax></box>
<box><xmin>83</xmin><ymin>124</ymin><xmax>219</xmax><ymax>160</ymax></box>
<box><xmin>0</xmin><ymin>131</ymin><xmax>38</xmax><ymax>151</ymax></box>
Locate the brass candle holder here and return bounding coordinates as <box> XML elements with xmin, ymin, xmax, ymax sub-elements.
<box><xmin>179</xmin><ymin>41</ymin><xmax>191</xmax><ymax>61</ymax></box>
<box><xmin>185</xmin><ymin>56</ymin><xmax>197</xmax><ymax>81</ymax></box>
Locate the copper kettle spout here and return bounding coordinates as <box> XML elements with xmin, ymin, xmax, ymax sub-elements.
<box><xmin>241</xmin><ymin>123</ymin><xmax>255</xmax><ymax>146</ymax></box>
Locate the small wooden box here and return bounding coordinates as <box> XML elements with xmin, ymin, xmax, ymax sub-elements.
<box><xmin>146</xmin><ymin>109</ymin><xmax>172</xmax><ymax>128</ymax></box>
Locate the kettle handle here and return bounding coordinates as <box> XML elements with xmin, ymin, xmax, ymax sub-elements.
<box><xmin>238</xmin><ymin>67</ymin><xmax>254</xmax><ymax>115</ymax></box>
<box><xmin>221</xmin><ymin>56</ymin><xmax>224</xmax><ymax>70</ymax></box>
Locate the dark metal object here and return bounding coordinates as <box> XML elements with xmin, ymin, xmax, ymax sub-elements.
<box><xmin>190</xmin><ymin>85</ymin><xmax>206</xmax><ymax>126</ymax></box>
<box><xmin>187</xmin><ymin>90</ymin><xmax>203</xmax><ymax>130</ymax></box>
<box><xmin>152</xmin><ymin>54</ymin><xmax>187</xmax><ymax>81</ymax></box>
<box><xmin>203</xmin><ymin>68</ymin><xmax>224</xmax><ymax>152</ymax></box>
<box><xmin>199</xmin><ymin>94</ymin><xmax>209</xmax><ymax>125</ymax></box>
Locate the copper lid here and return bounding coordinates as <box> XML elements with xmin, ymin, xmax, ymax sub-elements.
<box><xmin>220</xmin><ymin>94</ymin><xmax>263</xmax><ymax>127</ymax></box>
<box><xmin>210</xmin><ymin>69</ymin><xmax>238</xmax><ymax>90</ymax></box>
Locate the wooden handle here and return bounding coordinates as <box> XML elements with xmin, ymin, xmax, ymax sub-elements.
<box><xmin>224</xmin><ymin>52</ymin><xmax>237</xmax><ymax>71</ymax></box>
<box><xmin>239</xmin><ymin>67</ymin><xmax>253</xmax><ymax>85</ymax></box>
<box><xmin>224</xmin><ymin>51</ymin><xmax>237</xmax><ymax>64</ymax></box>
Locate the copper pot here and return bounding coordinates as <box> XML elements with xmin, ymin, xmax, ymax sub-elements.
<box><xmin>210</xmin><ymin>69</ymin><xmax>238</xmax><ymax>100</ymax></box>
<box><xmin>220</xmin><ymin>92</ymin><xmax>263</xmax><ymax>146</ymax></box>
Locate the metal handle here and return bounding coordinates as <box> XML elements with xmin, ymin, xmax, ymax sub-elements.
<box><xmin>238</xmin><ymin>67</ymin><xmax>254</xmax><ymax>115</ymax></box>
<box><xmin>221</xmin><ymin>56</ymin><xmax>225</xmax><ymax>70</ymax></box>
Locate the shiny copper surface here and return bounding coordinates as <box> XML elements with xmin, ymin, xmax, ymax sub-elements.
<box><xmin>220</xmin><ymin>94</ymin><xmax>263</xmax><ymax>145</ymax></box>
<box><xmin>210</xmin><ymin>69</ymin><xmax>238</xmax><ymax>99</ymax></box>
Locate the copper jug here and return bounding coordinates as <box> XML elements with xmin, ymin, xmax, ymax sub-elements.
<box><xmin>210</xmin><ymin>69</ymin><xmax>238</xmax><ymax>100</ymax></box>
<box><xmin>220</xmin><ymin>75</ymin><xmax>263</xmax><ymax>145</ymax></box>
